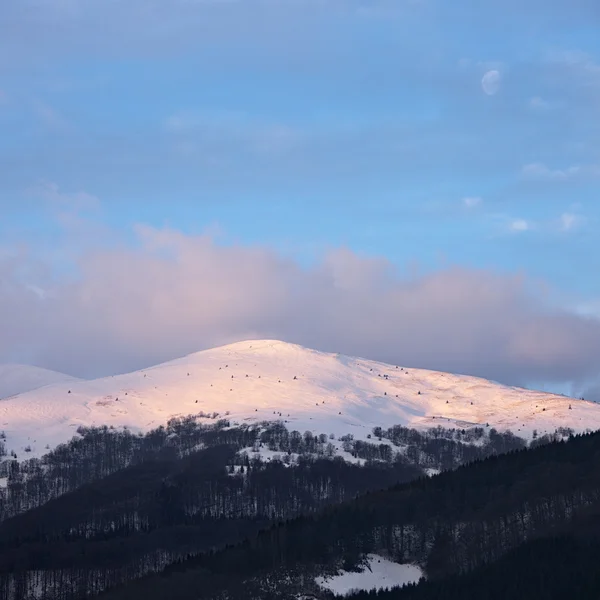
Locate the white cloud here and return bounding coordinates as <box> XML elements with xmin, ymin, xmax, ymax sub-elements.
<box><xmin>558</xmin><ymin>212</ymin><xmax>585</xmax><ymax>232</ymax></box>
<box><xmin>463</xmin><ymin>196</ymin><xmax>482</xmax><ymax>208</ymax></box>
<box><xmin>550</xmin><ymin>50</ymin><xmax>600</xmax><ymax>84</ymax></box>
<box><xmin>2</xmin><ymin>217</ymin><xmax>600</xmax><ymax>390</ymax></box>
<box><xmin>529</xmin><ymin>96</ymin><xmax>552</xmax><ymax>110</ymax></box>
<box><xmin>521</xmin><ymin>162</ymin><xmax>600</xmax><ymax>181</ymax></box>
<box><xmin>509</xmin><ymin>218</ymin><xmax>531</xmax><ymax>232</ymax></box>
<box><xmin>494</xmin><ymin>209</ymin><xmax>586</xmax><ymax>235</ymax></box>
<box><xmin>522</xmin><ymin>162</ymin><xmax>577</xmax><ymax>179</ymax></box>
<box><xmin>560</xmin><ymin>213</ymin><xmax>576</xmax><ymax>231</ymax></box>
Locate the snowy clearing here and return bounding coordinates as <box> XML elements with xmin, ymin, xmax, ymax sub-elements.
<box><xmin>315</xmin><ymin>554</ymin><xmax>423</xmax><ymax>596</ymax></box>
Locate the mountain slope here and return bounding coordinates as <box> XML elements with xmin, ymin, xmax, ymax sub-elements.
<box><xmin>0</xmin><ymin>364</ymin><xmax>79</xmax><ymax>400</ymax></box>
<box><xmin>1</xmin><ymin>339</ymin><xmax>597</xmax><ymax>458</ymax></box>
<box><xmin>87</xmin><ymin>429</ymin><xmax>600</xmax><ymax>600</ymax></box>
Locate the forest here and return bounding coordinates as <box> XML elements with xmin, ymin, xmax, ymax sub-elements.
<box><xmin>92</xmin><ymin>429</ymin><xmax>600</xmax><ymax>600</ymax></box>
<box><xmin>345</xmin><ymin>535</ymin><xmax>600</xmax><ymax>600</ymax></box>
<box><xmin>0</xmin><ymin>411</ymin><xmax>588</xmax><ymax>600</ymax></box>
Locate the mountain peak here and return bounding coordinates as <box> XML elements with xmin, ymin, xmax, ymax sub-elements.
<box><xmin>1</xmin><ymin>340</ymin><xmax>597</xmax><ymax>460</ymax></box>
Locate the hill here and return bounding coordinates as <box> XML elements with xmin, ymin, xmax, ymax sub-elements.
<box><xmin>93</xmin><ymin>430</ymin><xmax>600</xmax><ymax>600</ymax></box>
<box><xmin>0</xmin><ymin>339</ymin><xmax>597</xmax><ymax>459</ymax></box>
<box><xmin>0</xmin><ymin>364</ymin><xmax>79</xmax><ymax>401</ymax></box>
<box><xmin>7</xmin><ymin>429</ymin><xmax>597</xmax><ymax>600</ymax></box>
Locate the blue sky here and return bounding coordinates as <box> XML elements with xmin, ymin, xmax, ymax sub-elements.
<box><xmin>1</xmin><ymin>0</ymin><xmax>600</xmax><ymax>396</ymax></box>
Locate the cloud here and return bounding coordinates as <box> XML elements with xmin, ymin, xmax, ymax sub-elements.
<box><xmin>27</xmin><ymin>181</ymin><xmax>100</xmax><ymax>213</ymax></box>
<box><xmin>2</xmin><ymin>220</ymin><xmax>600</xmax><ymax>393</ymax></box>
<box><xmin>493</xmin><ymin>209</ymin><xmax>586</xmax><ymax>235</ymax></box>
<box><xmin>521</xmin><ymin>162</ymin><xmax>600</xmax><ymax>181</ymax></box>
<box><xmin>522</xmin><ymin>162</ymin><xmax>578</xmax><ymax>180</ymax></box>
<box><xmin>31</xmin><ymin>100</ymin><xmax>70</xmax><ymax>133</ymax></box>
<box><xmin>509</xmin><ymin>218</ymin><xmax>531</xmax><ymax>232</ymax></box>
<box><xmin>0</xmin><ymin>0</ymin><xmax>423</xmax><ymax>70</ymax></box>
<box><xmin>163</xmin><ymin>110</ymin><xmax>246</xmax><ymax>133</ymax></box>
<box><xmin>559</xmin><ymin>212</ymin><xmax>581</xmax><ymax>231</ymax></box>
<box><xmin>550</xmin><ymin>50</ymin><xmax>600</xmax><ymax>84</ymax></box>
<box><xmin>529</xmin><ymin>96</ymin><xmax>552</xmax><ymax>110</ymax></box>
<box><xmin>164</xmin><ymin>110</ymin><xmax>303</xmax><ymax>157</ymax></box>
<box><xmin>15</xmin><ymin>183</ymin><xmax>108</xmax><ymax>258</ymax></box>
<box><xmin>3</xmin><ymin>0</ymin><xmax>591</xmax><ymax>71</ymax></box>
<box><xmin>462</xmin><ymin>196</ymin><xmax>482</xmax><ymax>208</ymax></box>
<box><xmin>3</xmin><ymin>2</ymin><xmax>599</xmax><ymax>202</ymax></box>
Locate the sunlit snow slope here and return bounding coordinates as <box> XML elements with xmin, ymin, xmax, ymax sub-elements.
<box><xmin>0</xmin><ymin>364</ymin><xmax>79</xmax><ymax>401</ymax></box>
<box><xmin>1</xmin><ymin>340</ymin><xmax>598</xmax><ymax>459</ymax></box>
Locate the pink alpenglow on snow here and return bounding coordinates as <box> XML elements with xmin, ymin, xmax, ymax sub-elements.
<box><xmin>1</xmin><ymin>340</ymin><xmax>599</xmax><ymax>460</ymax></box>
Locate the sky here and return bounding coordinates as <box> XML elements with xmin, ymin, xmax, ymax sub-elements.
<box><xmin>1</xmin><ymin>0</ymin><xmax>600</xmax><ymax>399</ymax></box>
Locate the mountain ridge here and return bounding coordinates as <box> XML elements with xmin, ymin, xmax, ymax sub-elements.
<box><xmin>0</xmin><ymin>364</ymin><xmax>79</xmax><ymax>401</ymax></box>
<box><xmin>1</xmin><ymin>339</ymin><xmax>597</xmax><ymax>459</ymax></box>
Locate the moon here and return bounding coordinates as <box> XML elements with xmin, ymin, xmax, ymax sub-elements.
<box><xmin>481</xmin><ymin>70</ymin><xmax>501</xmax><ymax>96</ymax></box>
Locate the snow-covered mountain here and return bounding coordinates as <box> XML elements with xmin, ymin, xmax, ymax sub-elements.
<box><xmin>0</xmin><ymin>364</ymin><xmax>79</xmax><ymax>401</ymax></box>
<box><xmin>1</xmin><ymin>339</ymin><xmax>598</xmax><ymax>459</ymax></box>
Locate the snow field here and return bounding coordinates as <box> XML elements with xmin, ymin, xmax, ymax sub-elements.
<box><xmin>315</xmin><ymin>554</ymin><xmax>423</xmax><ymax>596</ymax></box>
<box><xmin>1</xmin><ymin>339</ymin><xmax>598</xmax><ymax>460</ymax></box>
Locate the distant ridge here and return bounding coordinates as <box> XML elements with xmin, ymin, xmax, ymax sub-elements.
<box><xmin>0</xmin><ymin>364</ymin><xmax>79</xmax><ymax>400</ymax></box>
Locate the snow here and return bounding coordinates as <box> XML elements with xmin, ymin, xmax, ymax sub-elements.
<box><xmin>315</xmin><ymin>554</ymin><xmax>423</xmax><ymax>596</ymax></box>
<box><xmin>0</xmin><ymin>364</ymin><xmax>79</xmax><ymax>400</ymax></box>
<box><xmin>0</xmin><ymin>339</ymin><xmax>598</xmax><ymax>459</ymax></box>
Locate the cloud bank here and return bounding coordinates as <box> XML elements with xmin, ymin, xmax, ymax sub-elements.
<box><xmin>1</xmin><ymin>222</ymin><xmax>600</xmax><ymax>396</ymax></box>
